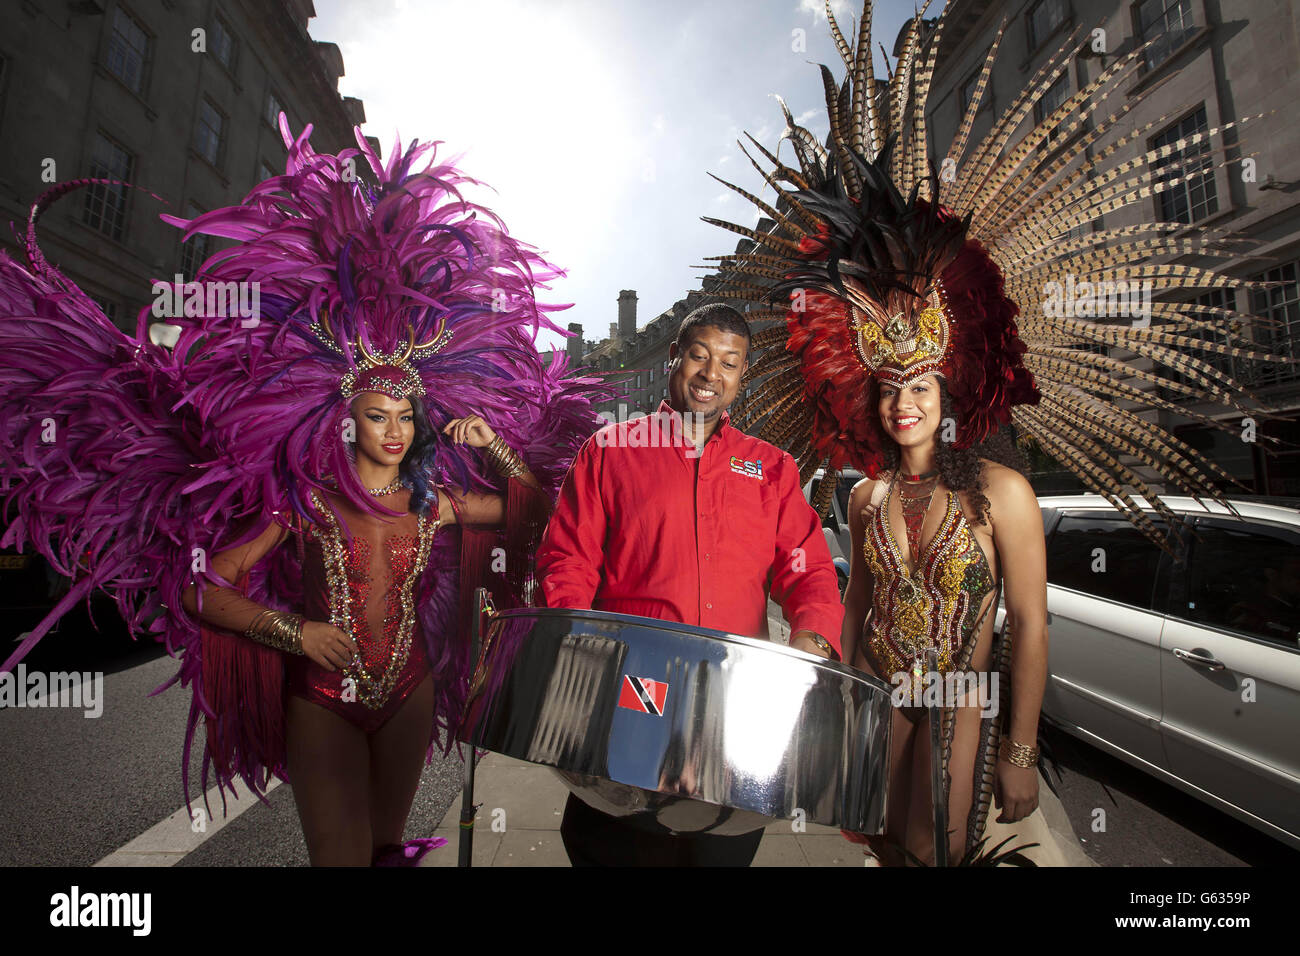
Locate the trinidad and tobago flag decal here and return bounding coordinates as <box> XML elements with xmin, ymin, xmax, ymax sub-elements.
<box><xmin>618</xmin><ymin>676</ymin><xmax>669</xmax><ymax>716</ymax></box>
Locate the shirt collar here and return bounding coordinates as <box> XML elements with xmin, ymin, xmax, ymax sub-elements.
<box><xmin>656</xmin><ymin>400</ymin><xmax>731</xmax><ymax>444</ymax></box>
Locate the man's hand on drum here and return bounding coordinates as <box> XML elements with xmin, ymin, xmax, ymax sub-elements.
<box><xmin>444</xmin><ymin>414</ymin><xmax>497</xmax><ymax>449</ymax></box>
<box><xmin>790</xmin><ymin>630</ymin><xmax>832</xmax><ymax>660</ymax></box>
<box><xmin>301</xmin><ymin>620</ymin><xmax>358</xmax><ymax>671</ymax></box>
<box><xmin>993</xmin><ymin>760</ymin><xmax>1039</xmax><ymax>824</ymax></box>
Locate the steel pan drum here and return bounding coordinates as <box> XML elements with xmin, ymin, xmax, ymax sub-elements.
<box><xmin>459</xmin><ymin>608</ymin><xmax>892</xmax><ymax>835</ymax></box>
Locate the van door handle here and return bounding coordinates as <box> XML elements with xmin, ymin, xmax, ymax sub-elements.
<box><xmin>1172</xmin><ymin>647</ymin><xmax>1225</xmax><ymax>671</ymax></box>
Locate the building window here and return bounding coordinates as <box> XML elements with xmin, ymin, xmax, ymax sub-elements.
<box><xmin>1251</xmin><ymin>259</ymin><xmax>1300</xmax><ymax>386</ymax></box>
<box><xmin>1163</xmin><ymin>289</ymin><xmax>1254</xmax><ymax>398</ymax></box>
<box><xmin>88</xmin><ymin>294</ymin><xmax>120</xmax><ymax>327</ymax></box>
<box><xmin>649</xmin><ymin>366</ymin><xmax>655</xmax><ymax>383</ymax></box>
<box><xmin>1152</xmin><ymin>107</ymin><xmax>1216</xmax><ymax>225</ymax></box>
<box><xmin>1026</xmin><ymin>0</ymin><xmax>1068</xmax><ymax>52</ymax></box>
<box><xmin>82</xmin><ymin>133</ymin><xmax>134</xmax><ymax>241</ymax></box>
<box><xmin>195</xmin><ymin>98</ymin><xmax>225</xmax><ymax>167</ymax></box>
<box><xmin>1137</xmin><ymin>0</ymin><xmax>1194</xmax><ymax>71</ymax></box>
<box><xmin>265</xmin><ymin>91</ymin><xmax>284</xmax><ymax>128</ymax></box>
<box><xmin>259</xmin><ymin>160</ymin><xmax>277</xmax><ymax>181</ymax></box>
<box><xmin>0</xmin><ymin>52</ymin><xmax>8</xmax><ymax>136</ymax></box>
<box><xmin>179</xmin><ymin>202</ymin><xmax>210</xmax><ymax>280</ymax></box>
<box><xmin>1034</xmin><ymin>72</ymin><xmax>1071</xmax><ymax>147</ymax></box>
<box><xmin>635</xmin><ymin>374</ymin><xmax>641</xmax><ymax>389</ymax></box>
<box><xmin>106</xmin><ymin>5</ymin><xmax>149</xmax><ymax>94</ymax></box>
<box><xmin>211</xmin><ymin>16</ymin><xmax>236</xmax><ymax>71</ymax></box>
<box><xmin>662</xmin><ymin>387</ymin><xmax>667</xmax><ymax>399</ymax></box>
<box><xmin>959</xmin><ymin>68</ymin><xmax>985</xmax><ymax>114</ymax></box>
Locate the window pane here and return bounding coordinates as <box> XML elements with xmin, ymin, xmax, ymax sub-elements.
<box><xmin>1250</xmin><ymin>259</ymin><xmax>1300</xmax><ymax>386</ymax></box>
<box><xmin>1036</xmin><ymin>73</ymin><xmax>1070</xmax><ymax>147</ymax></box>
<box><xmin>265</xmin><ymin>92</ymin><xmax>284</xmax><ymax>127</ymax></box>
<box><xmin>1028</xmin><ymin>0</ymin><xmax>1067</xmax><ymax>50</ymax></box>
<box><xmin>179</xmin><ymin>202</ymin><xmax>209</xmax><ymax>279</ymax></box>
<box><xmin>212</xmin><ymin>19</ymin><xmax>234</xmax><ymax>69</ymax></box>
<box><xmin>1154</xmin><ymin>106</ymin><xmax>1216</xmax><ymax>224</ymax></box>
<box><xmin>1046</xmin><ymin>515</ymin><xmax>1165</xmax><ymax>610</ymax></box>
<box><xmin>1185</xmin><ymin>524</ymin><xmax>1300</xmax><ymax>649</ymax></box>
<box><xmin>835</xmin><ymin>476</ymin><xmax>856</xmax><ymax>520</ymax></box>
<box><xmin>1139</xmin><ymin>0</ymin><xmax>1194</xmax><ymax>70</ymax></box>
<box><xmin>195</xmin><ymin>100</ymin><xmax>223</xmax><ymax>165</ymax></box>
<box><xmin>82</xmin><ymin>134</ymin><xmax>133</xmax><ymax>240</ymax></box>
<box><xmin>107</xmin><ymin>7</ymin><xmax>148</xmax><ymax>94</ymax></box>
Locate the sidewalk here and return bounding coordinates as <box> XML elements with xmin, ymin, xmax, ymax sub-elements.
<box><xmin>421</xmin><ymin>751</ymin><xmax>1095</xmax><ymax>867</ymax></box>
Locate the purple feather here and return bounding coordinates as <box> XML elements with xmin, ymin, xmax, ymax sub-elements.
<box><xmin>0</xmin><ymin>116</ymin><xmax>613</xmax><ymax>807</ymax></box>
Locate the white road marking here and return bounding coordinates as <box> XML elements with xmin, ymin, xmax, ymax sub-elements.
<box><xmin>94</xmin><ymin>779</ymin><xmax>283</xmax><ymax>867</ymax></box>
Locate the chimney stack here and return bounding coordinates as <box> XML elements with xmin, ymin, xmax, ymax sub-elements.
<box><xmin>566</xmin><ymin>322</ymin><xmax>584</xmax><ymax>366</ymax></box>
<box><xmin>618</xmin><ymin>290</ymin><xmax>637</xmax><ymax>343</ymax></box>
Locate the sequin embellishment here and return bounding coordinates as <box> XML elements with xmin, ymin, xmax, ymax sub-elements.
<box><xmin>308</xmin><ymin>489</ymin><xmax>440</xmax><ymax>709</ymax></box>
<box><xmin>863</xmin><ymin>479</ymin><xmax>996</xmax><ymax>677</ymax></box>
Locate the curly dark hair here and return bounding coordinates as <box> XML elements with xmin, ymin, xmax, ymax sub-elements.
<box><xmin>871</xmin><ymin>377</ymin><xmax>1029</xmax><ymax>525</ymax></box>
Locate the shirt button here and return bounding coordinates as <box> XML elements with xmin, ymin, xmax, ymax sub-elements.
<box><xmin>706</xmin><ymin>602</ymin><xmax>713</xmax><ymax>610</ymax></box>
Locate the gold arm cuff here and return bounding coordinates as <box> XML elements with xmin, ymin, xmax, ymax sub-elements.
<box><xmin>998</xmin><ymin>738</ymin><xmax>1040</xmax><ymax>768</ymax></box>
<box><xmin>484</xmin><ymin>434</ymin><xmax>527</xmax><ymax>479</ymax></box>
<box><xmin>245</xmin><ymin>609</ymin><xmax>305</xmax><ymax>655</ymax></box>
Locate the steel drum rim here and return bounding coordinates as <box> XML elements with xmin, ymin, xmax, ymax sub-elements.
<box><xmin>485</xmin><ymin>605</ymin><xmax>890</xmax><ymax>690</ymax></box>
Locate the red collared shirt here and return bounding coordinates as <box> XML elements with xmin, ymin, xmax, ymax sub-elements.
<box><xmin>537</xmin><ymin>402</ymin><xmax>843</xmax><ymax>653</ymax></box>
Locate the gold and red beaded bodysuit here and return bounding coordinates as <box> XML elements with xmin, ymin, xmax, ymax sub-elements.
<box><xmin>286</xmin><ymin>488</ymin><xmax>441</xmax><ymax>733</ymax></box>
<box><xmin>861</xmin><ymin>474</ymin><xmax>1008</xmax><ymax>849</ymax></box>
<box><xmin>862</xmin><ymin>477</ymin><xmax>998</xmax><ymax>681</ymax></box>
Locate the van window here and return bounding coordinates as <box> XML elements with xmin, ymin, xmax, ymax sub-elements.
<box><xmin>835</xmin><ymin>477</ymin><xmax>856</xmax><ymax>521</ymax></box>
<box><xmin>1046</xmin><ymin>514</ymin><xmax>1165</xmax><ymax>610</ymax></box>
<box><xmin>1182</xmin><ymin>522</ymin><xmax>1300</xmax><ymax>650</ymax></box>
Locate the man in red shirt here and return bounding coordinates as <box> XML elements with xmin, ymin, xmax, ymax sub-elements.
<box><xmin>537</xmin><ymin>303</ymin><xmax>844</xmax><ymax>866</ymax></box>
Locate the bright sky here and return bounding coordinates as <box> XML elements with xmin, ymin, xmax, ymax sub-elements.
<box><xmin>309</xmin><ymin>0</ymin><xmax>929</xmax><ymax>353</ymax></box>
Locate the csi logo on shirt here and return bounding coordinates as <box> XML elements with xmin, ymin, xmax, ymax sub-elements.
<box><xmin>729</xmin><ymin>456</ymin><xmax>764</xmax><ymax>480</ymax></box>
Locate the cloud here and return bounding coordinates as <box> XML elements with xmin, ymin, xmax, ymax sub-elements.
<box><xmin>797</xmin><ymin>0</ymin><xmax>854</xmax><ymax>23</ymax></box>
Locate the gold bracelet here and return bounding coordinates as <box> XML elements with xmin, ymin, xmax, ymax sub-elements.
<box><xmin>998</xmin><ymin>737</ymin><xmax>1039</xmax><ymax>768</ymax></box>
<box><xmin>484</xmin><ymin>434</ymin><xmax>527</xmax><ymax>479</ymax></box>
<box><xmin>245</xmin><ymin>609</ymin><xmax>306</xmax><ymax>655</ymax></box>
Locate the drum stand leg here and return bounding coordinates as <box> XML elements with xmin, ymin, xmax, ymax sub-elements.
<box><xmin>458</xmin><ymin>748</ymin><xmax>477</xmax><ymax>868</ymax></box>
<box><xmin>457</xmin><ymin>588</ymin><xmax>490</xmax><ymax>868</ymax></box>
<box><xmin>927</xmin><ymin>648</ymin><xmax>949</xmax><ymax>868</ymax></box>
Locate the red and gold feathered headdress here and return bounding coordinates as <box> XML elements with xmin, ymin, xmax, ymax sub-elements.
<box><xmin>701</xmin><ymin>0</ymin><xmax>1291</xmax><ymax>543</ymax></box>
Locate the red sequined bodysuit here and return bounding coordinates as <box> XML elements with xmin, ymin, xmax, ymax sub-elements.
<box><xmin>285</xmin><ymin>488</ymin><xmax>441</xmax><ymax>733</ymax></box>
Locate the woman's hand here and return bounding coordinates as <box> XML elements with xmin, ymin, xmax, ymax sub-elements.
<box><xmin>301</xmin><ymin>620</ymin><xmax>358</xmax><ymax>672</ymax></box>
<box><xmin>993</xmin><ymin>759</ymin><xmax>1039</xmax><ymax>824</ymax></box>
<box><xmin>443</xmin><ymin>415</ymin><xmax>497</xmax><ymax>449</ymax></box>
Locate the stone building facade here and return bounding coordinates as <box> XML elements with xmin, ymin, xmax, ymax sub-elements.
<box><xmin>0</xmin><ymin>0</ymin><xmax>370</xmax><ymax>333</ymax></box>
<box><xmin>924</xmin><ymin>0</ymin><xmax>1300</xmax><ymax>494</ymax></box>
